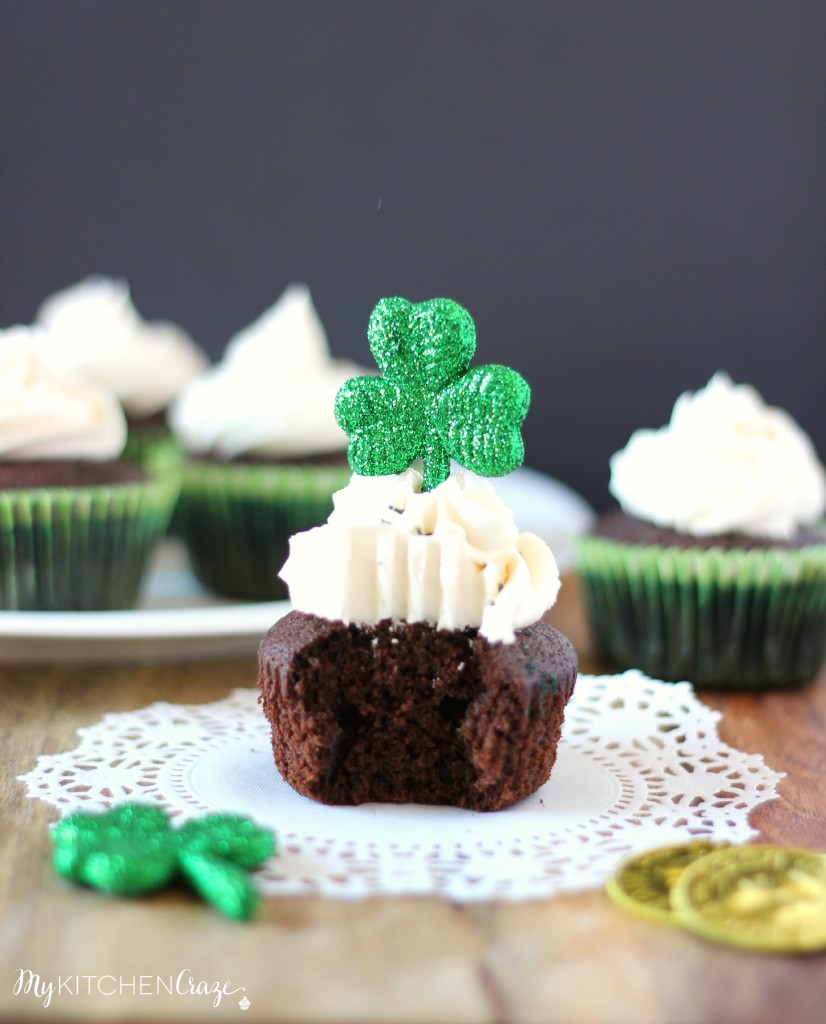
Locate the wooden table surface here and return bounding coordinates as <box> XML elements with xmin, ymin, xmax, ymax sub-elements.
<box><xmin>1</xmin><ymin>575</ymin><xmax>825</xmax><ymax>1024</ymax></box>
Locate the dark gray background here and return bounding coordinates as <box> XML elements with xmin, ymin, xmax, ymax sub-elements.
<box><xmin>1</xmin><ymin>1</ymin><xmax>824</xmax><ymax>510</ymax></box>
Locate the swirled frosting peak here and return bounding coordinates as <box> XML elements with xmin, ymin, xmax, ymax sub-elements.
<box><xmin>36</xmin><ymin>276</ymin><xmax>208</xmax><ymax>417</ymax></box>
<box><xmin>0</xmin><ymin>327</ymin><xmax>126</xmax><ymax>459</ymax></box>
<box><xmin>170</xmin><ymin>284</ymin><xmax>359</xmax><ymax>458</ymax></box>
<box><xmin>609</xmin><ymin>372</ymin><xmax>826</xmax><ymax>539</ymax></box>
<box><xmin>280</xmin><ymin>469</ymin><xmax>561</xmax><ymax>643</ymax></box>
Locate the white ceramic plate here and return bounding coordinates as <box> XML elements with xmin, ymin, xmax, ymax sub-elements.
<box><xmin>0</xmin><ymin>467</ymin><xmax>593</xmax><ymax>663</ymax></box>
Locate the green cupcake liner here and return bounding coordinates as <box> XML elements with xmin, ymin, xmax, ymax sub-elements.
<box><xmin>576</xmin><ymin>534</ymin><xmax>826</xmax><ymax>689</ymax></box>
<box><xmin>123</xmin><ymin>430</ymin><xmax>185</xmax><ymax>476</ymax></box>
<box><xmin>0</xmin><ymin>474</ymin><xmax>180</xmax><ymax>611</ymax></box>
<box><xmin>123</xmin><ymin>431</ymin><xmax>187</xmax><ymax>536</ymax></box>
<box><xmin>176</xmin><ymin>460</ymin><xmax>352</xmax><ymax>601</ymax></box>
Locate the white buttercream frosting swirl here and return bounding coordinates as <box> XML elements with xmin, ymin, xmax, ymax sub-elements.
<box><xmin>170</xmin><ymin>284</ymin><xmax>358</xmax><ymax>458</ymax></box>
<box><xmin>609</xmin><ymin>372</ymin><xmax>826</xmax><ymax>539</ymax></box>
<box><xmin>36</xmin><ymin>276</ymin><xmax>208</xmax><ymax>417</ymax></box>
<box><xmin>0</xmin><ymin>326</ymin><xmax>126</xmax><ymax>459</ymax></box>
<box><xmin>280</xmin><ymin>469</ymin><xmax>561</xmax><ymax>644</ymax></box>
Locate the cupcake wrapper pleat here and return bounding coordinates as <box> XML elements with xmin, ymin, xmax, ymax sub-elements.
<box><xmin>576</xmin><ymin>536</ymin><xmax>826</xmax><ymax>689</ymax></box>
<box><xmin>123</xmin><ymin>431</ymin><xmax>185</xmax><ymax>475</ymax></box>
<box><xmin>0</xmin><ymin>476</ymin><xmax>179</xmax><ymax>611</ymax></box>
<box><xmin>176</xmin><ymin>462</ymin><xmax>352</xmax><ymax>601</ymax></box>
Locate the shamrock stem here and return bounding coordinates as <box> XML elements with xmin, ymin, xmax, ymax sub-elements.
<box><xmin>178</xmin><ymin>849</ymin><xmax>259</xmax><ymax>921</ymax></box>
<box><xmin>421</xmin><ymin>440</ymin><xmax>450</xmax><ymax>492</ymax></box>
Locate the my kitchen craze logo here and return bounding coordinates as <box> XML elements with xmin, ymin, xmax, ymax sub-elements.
<box><xmin>12</xmin><ymin>968</ymin><xmax>248</xmax><ymax>1009</ymax></box>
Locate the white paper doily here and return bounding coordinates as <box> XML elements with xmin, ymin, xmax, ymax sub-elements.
<box><xmin>19</xmin><ymin>671</ymin><xmax>783</xmax><ymax>901</ymax></box>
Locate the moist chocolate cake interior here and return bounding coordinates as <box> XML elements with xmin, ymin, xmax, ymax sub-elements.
<box><xmin>259</xmin><ymin>611</ymin><xmax>577</xmax><ymax>811</ymax></box>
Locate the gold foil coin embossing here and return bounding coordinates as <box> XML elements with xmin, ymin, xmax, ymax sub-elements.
<box><xmin>670</xmin><ymin>844</ymin><xmax>826</xmax><ymax>953</ymax></box>
<box><xmin>605</xmin><ymin>841</ymin><xmax>721</xmax><ymax>924</ymax></box>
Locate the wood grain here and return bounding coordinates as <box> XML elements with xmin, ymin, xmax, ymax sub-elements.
<box><xmin>1</xmin><ymin>576</ymin><xmax>825</xmax><ymax>1023</ymax></box>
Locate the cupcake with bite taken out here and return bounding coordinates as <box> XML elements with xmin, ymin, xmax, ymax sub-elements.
<box><xmin>258</xmin><ymin>296</ymin><xmax>578</xmax><ymax>811</ymax></box>
<box><xmin>577</xmin><ymin>373</ymin><xmax>826</xmax><ymax>688</ymax></box>
<box><xmin>0</xmin><ymin>327</ymin><xmax>179</xmax><ymax>610</ymax></box>
<box><xmin>169</xmin><ymin>284</ymin><xmax>357</xmax><ymax>600</ymax></box>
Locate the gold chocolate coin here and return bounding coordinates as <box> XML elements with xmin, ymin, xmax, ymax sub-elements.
<box><xmin>671</xmin><ymin>844</ymin><xmax>826</xmax><ymax>953</ymax></box>
<box><xmin>606</xmin><ymin>841</ymin><xmax>722</xmax><ymax>924</ymax></box>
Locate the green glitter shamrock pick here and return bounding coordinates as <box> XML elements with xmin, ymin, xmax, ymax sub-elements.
<box><xmin>334</xmin><ymin>297</ymin><xmax>530</xmax><ymax>491</ymax></box>
<box><xmin>52</xmin><ymin>803</ymin><xmax>275</xmax><ymax>920</ymax></box>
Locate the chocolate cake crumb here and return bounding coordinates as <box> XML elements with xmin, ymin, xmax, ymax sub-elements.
<box><xmin>258</xmin><ymin>611</ymin><xmax>577</xmax><ymax>811</ymax></box>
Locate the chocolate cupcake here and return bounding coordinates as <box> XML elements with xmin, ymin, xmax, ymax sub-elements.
<box><xmin>260</xmin><ymin>611</ymin><xmax>576</xmax><ymax>811</ymax></box>
<box><xmin>258</xmin><ymin>296</ymin><xmax>577</xmax><ymax>810</ymax></box>
<box><xmin>169</xmin><ymin>285</ymin><xmax>356</xmax><ymax>600</ymax></box>
<box><xmin>0</xmin><ymin>329</ymin><xmax>178</xmax><ymax>610</ymax></box>
<box><xmin>577</xmin><ymin>373</ymin><xmax>826</xmax><ymax>688</ymax></box>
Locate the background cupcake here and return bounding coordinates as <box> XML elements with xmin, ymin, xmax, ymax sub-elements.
<box><xmin>0</xmin><ymin>328</ymin><xmax>179</xmax><ymax>610</ymax></box>
<box><xmin>169</xmin><ymin>284</ymin><xmax>358</xmax><ymax>600</ymax></box>
<box><xmin>577</xmin><ymin>373</ymin><xmax>826</xmax><ymax>688</ymax></box>
<box><xmin>35</xmin><ymin>275</ymin><xmax>209</xmax><ymax>462</ymax></box>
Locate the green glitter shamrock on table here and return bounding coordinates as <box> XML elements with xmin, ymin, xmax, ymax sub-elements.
<box><xmin>334</xmin><ymin>296</ymin><xmax>530</xmax><ymax>491</ymax></box>
<box><xmin>52</xmin><ymin>803</ymin><xmax>275</xmax><ymax>920</ymax></box>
